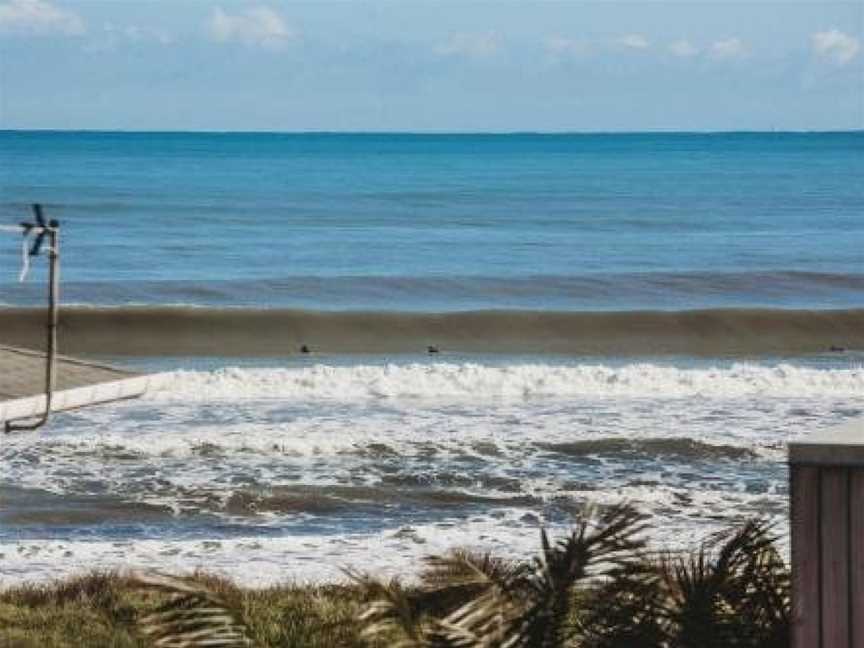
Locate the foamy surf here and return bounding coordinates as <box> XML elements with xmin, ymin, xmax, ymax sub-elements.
<box><xmin>149</xmin><ymin>362</ymin><xmax>864</xmax><ymax>401</ymax></box>
<box><xmin>1</xmin><ymin>356</ymin><xmax>861</xmax><ymax>586</ymax></box>
<box><xmin>0</xmin><ymin>501</ymin><xmax>777</xmax><ymax>587</ymax></box>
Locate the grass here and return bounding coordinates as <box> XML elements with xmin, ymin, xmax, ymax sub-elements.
<box><xmin>0</xmin><ymin>572</ymin><xmax>378</xmax><ymax>648</ymax></box>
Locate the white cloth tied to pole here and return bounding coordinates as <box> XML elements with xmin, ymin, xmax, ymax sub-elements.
<box><xmin>0</xmin><ymin>224</ymin><xmax>46</xmax><ymax>282</ymax></box>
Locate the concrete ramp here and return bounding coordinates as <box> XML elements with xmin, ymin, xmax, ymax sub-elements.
<box><xmin>0</xmin><ymin>345</ymin><xmax>161</xmax><ymax>423</ymax></box>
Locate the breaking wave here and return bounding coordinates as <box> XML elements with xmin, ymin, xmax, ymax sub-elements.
<box><xmin>148</xmin><ymin>362</ymin><xmax>864</xmax><ymax>401</ymax></box>
<box><xmin>1</xmin><ymin>306</ymin><xmax>863</xmax><ymax>356</ymax></box>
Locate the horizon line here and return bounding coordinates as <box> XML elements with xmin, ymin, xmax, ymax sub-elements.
<box><xmin>1</xmin><ymin>128</ymin><xmax>862</xmax><ymax>136</ymax></box>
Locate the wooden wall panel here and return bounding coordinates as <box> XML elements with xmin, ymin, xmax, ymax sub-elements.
<box><xmin>792</xmin><ymin>465</ymin><xmax>822</xmax><ymax>648</ymax></box>
<box><xmin>820</xmin><ymin>467</ymin><xmax>850</xmax><ymax>648</ymax></box>
<box><xmin>850</xmin><ymin>471</ymin><xmax>864</xmax><ymax>648</ymax></box>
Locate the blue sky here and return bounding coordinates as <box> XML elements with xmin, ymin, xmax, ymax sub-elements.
<box><xmin>0</xmin><ymin>0</ymin><xmax>861</xmax><ymax>132</ymax></box>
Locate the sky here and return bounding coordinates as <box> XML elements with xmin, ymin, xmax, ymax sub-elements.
<box><xmin>0</xmin><ymin>0</ymin><xmax>861</xmax><ymax>132</ymax></box>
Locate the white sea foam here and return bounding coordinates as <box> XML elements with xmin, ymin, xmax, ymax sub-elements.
<box><xmin>0</xmin><ymin>495</ymin><xmax>779</xmax><ymax>587</ymax></box>
<box><xmin>1</xmin><ymin>359</ymin><xmax>859</xmax><ymax>586</ymax></box>
<box><xmin>149</xmin><ymin>362</ymin><xmax>864</xmax><ymax>402</ymax></box>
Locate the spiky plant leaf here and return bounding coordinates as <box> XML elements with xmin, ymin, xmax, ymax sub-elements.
<box><xmin>432</xmin><ymin>577</ymin><xmax>526</xmax><ymax>647</ymax></box>
<box><xmin>420</xmin><ymin>549</ymin><xmax>531</xmax><ymax>618</ymax></box>
<box><xmin>350</xmin><ymin>550</ymin><xmax>531</xmax><ymax>647</ymax></box>
<box><xmin>430</xmin><ymin>504</ymin><xmax>648</xmax><ymax>648</ymax></box>
<box><xmin>575</xmin><ymin>560</ymin><xmax>668</xmax><ymax>648</ymax></box>
<box><xmin>706</xmin><ymin>519</ymin><xmax>791</xmax><ymax>648</ymax></box>
<box><xmin>659</xmin><ymin>518</ymin><xmax>791</xmax><ymax>648</ymax></box>
<box><xmin>661</xmin><ymin>546</ymin><xmax>736</xmax><ymax>648</ymax></box>
<box><xmin>422</xmin><ymin>550</ymin><xmax>526</xmax><ymax>595</ymax></box>
<box><xmin>349</xmin><ymin>509</ymin><xmax>789</xmax><ymax>648</ymax></box>
<box><xmin>345</xmin><ymin>569</ymin><xmax>436</xmax><ymax>647</ymax></box>
<box><xmin>133</xmin><ymin>571</ymin><xmax>253</xmax><ymax>648</ymax></box>
<box><xmin>505</xmin><ymin>504</ymin><xmax>649</xmax><ymax>648</ymax></box>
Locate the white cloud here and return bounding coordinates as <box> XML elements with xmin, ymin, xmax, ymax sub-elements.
<box><xmin>88</xmin><ymin>21</ymin><xmax>173</xmax><ymax>51</ymax></box>
<box><xmin>435</xmin><ymin>32</ymin><xmax>499</xmax><ymax>60</ymax></box>
<box><xmin>617</xmin><ymin>34</ymin><xmax>650</xmax><ymax>49</ymax></box>
<box><xmin>0</xmin><ymin>0</ymin><xmax>84</xmax><ymax>35</ymax></box>
<box><xmin>669</xmin><ymin>39</ymin><xmax>699</xmax><ymax>58</ymax></box>
<box><xmin>710</xmin><ymin>37</ymin><xmax>746</xmax><ymax>60</ymax></box>
<box><xmin>207</xmin><ymin>6</ymin><xmax>295</xmax><ymax>49</ymax></box>
<box><xmin>545</xmin><ymin>35</ymin><xmax>589</xmax><ymax>58</ymax></box>
<box><xmin>812</xmin><ymin>29</ymin><xmax>860</xmax><ymax>66</ymax></box>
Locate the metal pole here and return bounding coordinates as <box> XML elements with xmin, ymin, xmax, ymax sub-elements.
<box><xmin>5</xmin><ymin>218</ymin><xmax>60</xmax><ymax>433</ymax></box>
<box><xmin>45</xmin><ymin>224</ymin><xmax>59</xmax><ymax>414</ymax></box>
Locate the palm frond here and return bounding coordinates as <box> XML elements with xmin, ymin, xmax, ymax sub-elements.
<box><xmin>349</xmin><ymin>549</ymin><xmax>531</xmax><ymax>647</ymax></box>
<box><xmin>659</xmin><ymin>518</ymin><xmax>791</xmax><ymax>648</ymax></box>
<box><xmin>422</xmin><ymin>549</ymin><xmax>526</xmax><ymax>594</ymax></box>
<box><xmin>133</xmin><ymin>571</ymin><xmax>253</xmax><ymax>648</ymax></box>
<box><xmin>419</xmin><ymin>549</ymin><xmax>531</xmax><ymax>617</ymax></box>
<box><xmin>661</xmin><ymin>546</ymin><xmax>735</xmax><ymax>648</ymax></box>
<box><xmin>710</xmin><ymin>519</ymin><xmax>791</xmax><ymax>648</ymax></box>
<box><xmin>349</xmin><ymin>509</ymin><xmax>789</xmax><ymax>648</ymax></box>
<box><xmin>432</xmin><ymin>503</ymin><xmax>649</xmax><ymax>648</ymax></box>
<box><xmin>434</xmin><ymin>587</ymin><xmax>523</xmax><ymax>647</ymax></box>
<box><xmin>575</xmin><ymin>560</ymin><xmax>668</xmax><ymax>648</ymax></box>
<box><xmin>345</xmin><ymin>568</ymin><xmax>433</xmax><ymax>647</ymax></box>
<box><xmin>508</xmin><ymin>503</ymin><xmax>649</xmax><ymax>647</ymax></box>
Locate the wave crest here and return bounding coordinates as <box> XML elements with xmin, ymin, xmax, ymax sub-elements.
<box><xmin>150</xmin><ymin>362</ymin><xmax>864</xmax><ymax>401</ymax></box>
<box><xmin>2</xmin><ymin>306</ymin><xmax>863</xmax><ymax>355</ymax></box>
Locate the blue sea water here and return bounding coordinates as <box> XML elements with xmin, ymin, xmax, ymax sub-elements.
<box><xmin>1</xmin><ymin>130</ymin><xmax>862</xmax><ymax>310</ymax></box>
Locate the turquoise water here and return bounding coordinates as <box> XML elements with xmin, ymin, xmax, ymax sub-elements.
<box><xmin>1</xmin><ymin>130</ymin><xmax>862</xmax><ymax>309</ymax></box>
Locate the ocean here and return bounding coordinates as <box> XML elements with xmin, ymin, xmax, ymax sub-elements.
<box><xmin>0</xmin><ymin>130</ymin><xmax>862</xmax><ymax>584</ymax></box>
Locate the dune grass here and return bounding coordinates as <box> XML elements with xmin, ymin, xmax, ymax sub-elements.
<box><xmin>0</xmin><ymin>571</ymin><xmax>377</xmax><ymax>648</ymax></box>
